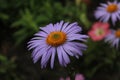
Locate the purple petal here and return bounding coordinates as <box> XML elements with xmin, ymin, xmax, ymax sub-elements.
<box><xmin>102</xmin><ymin>13</ymin><xmax>110</xmax><ymax>22</ymax></box>
<box><xmin>97</xmin><ymin>7</ymin><xmax>106</xmax><ymax>10</ymax></box>
<box><xmin>33</xmin><ymin>46</ymin><xmax>46</xmax><ymax>63</ymax></box>
<box><xmin>72</xmin><ymin>42</ymin><xmax>87</xmax><ymax>51</ymax></box>
<box><xmin>60</xmin><ymin>46</ymin><xmax>70</xmax><ymax>64</ymax></box>
<box><xmin>40</xmin><ymin>23</ymin><xmax>54</xmax><ymax>34</ymax></box>
<box><xmin>94</xmin><ymin>11</ymin><xmax>107</xmax><ymax>19</ymax></box>
<box><xmin>111</xmin><ymin>13</ymin><xmax>117</xmax><ymax>25</ymax></box>
<box><xmin>112</xmin><ymin>38</ymin><xmax>119</xmax><ymax>48</ymax></box>
<box><xmin>34</xmin><ymin>31</ymin><xmax>48</xmax><ymax>37</ymax></box>
<box><xmin>63</xmin><ymin>22</ymin><xmax>78</xmax><ymax>32</ymax></box>
<box><xmin>108</xmin><ymin>1</ymin><xmax>112</xmax><ymax>5</ymax></box>
<box><xmin>28</xmin><ymin>40</ymin><xmax>46</xmax><ymax>50</ymax></box>
<box><xmin>66</xmin><ymin>42</ymin><xmax>83</xmax><ymax>56</ymax></box>
<box><xmin>41</xmin><ymin>47</ymin><xmax>52</xmax><ymax>68</ymax></box>
<box><xmin>54</xmin><ymin>21</ymin><xmax>64</xmax><ymax>31</ymax></box>
<box><xmin>32</xmin><ymin>44</ymin><xmax>46</xmax><ymax>57</ymax></box>
<box><xmin>62</xmin><ymin>45</ymin><xmax>74</xmax><ymax>56</ymax></box>
<box><xmin>67</xmin><ymin>34</ymin><xmax>88</xmax><ymax>41</ymax></box>
<box><xmin>113</xmin><ymin>0</ymin><xmax>117</xmax><ymax>4</ymax></box>
<box><xmin>50</xmin><ymin>47</ymin><xmax>56</xmax><ymax>68</ymax></box>
<box><xmin>63</xmin><ymin>42</ymin><xmax>83</xmax><ymax>56</ymax></box>
<box><xmin>57</xmin><ymin>47</ymin><xmax>63</xmax><ymax>66</ymax></box>
<box><xmin>61</xmin><ymin>22</ymin><xmax>69</xmax><ymax>31</ymax></box>
<box><xmin>66</xmin><ymin>26</ymin><xmax>82</xmax><ymax>34</ymax></box>
<box><xmin>100</xmin><ymin>3</ymin><xmax>108</xmax><ymax>7</ymax></box>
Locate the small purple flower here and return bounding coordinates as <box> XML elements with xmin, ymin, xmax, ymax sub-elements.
<box><xmin>27</xmin><ymin>21</ymin><xmax>88</xmax><ymax>68</ymax></box>
<box><xmin>94</xmin><ymin>1</ymin><xmax>120</xmax><ymax>25</ymax></box>
<box><xmin>105</xmin><ymin>29</ymin><xmax>120</xmax><ymax>49</ymax></box>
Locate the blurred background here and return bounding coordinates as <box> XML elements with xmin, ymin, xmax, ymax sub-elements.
<box><xmin>0</xmin><ymin>0</ymin><xmax>120</xmax><ymax>80</ymax></box>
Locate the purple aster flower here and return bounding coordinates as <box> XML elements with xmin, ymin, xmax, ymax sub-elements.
<box><xmin>94</xmin><ymin>1</ymin><xmax>120</xmax><ymax>25</ymax></box>
<box><xmin>105</xmin><ymin>29</ymin><xmax>120</xmax><ymax>49</ymax></box>
<box><xmin>27</xmin><ymin>21</ymin><xmax>88</xmax><ymax>68</ymax></box>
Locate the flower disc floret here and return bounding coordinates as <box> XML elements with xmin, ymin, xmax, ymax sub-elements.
<box><xmin>107</xmin><ymin>4</ymin><xmax>118</xmax><ymax>13</ymax></box>
<box><xmin>115</xmin><ymin>29</ymin><xmax>120</xmax><ymax>38</ymax></box>
<box><xmin>46</xmin><ymin>31</ymin><xmax>66</xmax><ymax>46</ymax></box>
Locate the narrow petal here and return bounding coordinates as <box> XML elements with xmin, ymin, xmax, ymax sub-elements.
<box><xmin>66</xmin><ymin>26</ymin><xmax>82</xmax><ymax>34</ymax></box>
<box><xmin>40</xmin><ymin>23</ymin><xmax>54</xmax><ymax>34</ymax></box>
<box><xmin>33</xmin><ymin>46</ymin><xmax>46</xmax><ymax>63</ymax></box>
<box><xmin>54</xmin><ymin>21</ymin><xmax>64</xmax><ymax>31</ymax></box>
<box><xmin>112</xmin><ymin>38</ymin><xmax>119</xmax><ymax>48</ymax></box>
<box><xmin>57</xmin><ymin>47</ymin><xmax>64</xmax><ymax>66</ymax></box>
<box><xmin>41</xmin><ymin>47</ymin><xmax>52</xmax><ymax>68</ymax></box>
<box><xmin>63</xmin><ymin>42</ymin><xmax>83</xmax><ymax>56</ymax></box>
<box><xmin>113</xmin><ymin>0</ymin><xmax>117</xmax><ymax>4</ymax></box>
<box><xmin>115</xmin><ymin>38</ymin><xmax>119</xmax><ymax>49</ymax></box>
<box><xmin>94</xmin><ymin>11</ymin><xmax>107</xmax><ymax>19</ymax></box>
<box><xmin>28</xmin><ymin>40</ymin><xmax>46</xmax><ymax>50</ymax></box>
<box><xmin>111</xmin><ymin>13</ymin><xmax>117</xmax><ymax>25</ymax></box>
<box><xmin>102</xmin><ymin>14</ymin><xmax>110</xmax><ymax>22</ymax></box>
<box><xmin>34</xmin><ymin>31</ymin><xmax>48</xmax><ymax>37</ymax></box>
<box><xmin>67</xmin><ymin>34</ymin><xmax>88</xmax><ymax>41</ymax></box>
<box><xmin>63</xmin><ymin>22</ymin><xmax>78</xmax><ymax>32</ymax></box>
<box><xmin>60</xmin><ymin>46</ymin><xmax>70</xmax><ymax>64</ymax></box>
<box><xmin>50</xmin><ymin>47</ymin><xmax>56</xmax><ymax>68</ymax></box>
<box><xmin>62</xmin><ymin>45</ymin><xmax>74</xmax><ymax>56</ymax></box>
<box><xmin>32</xmin><ymin>44</ymin><xmax>48</xmax><ymax>57</ymax></box>
<box><xmin>61</xmin><ymin>22</ymin><xmax>69</xmax><ymax>31</ymax></box>
<box><xmin>100</xmin><ymin>3</ymin><xmax>108</xmax><ymax>7</ymax></box>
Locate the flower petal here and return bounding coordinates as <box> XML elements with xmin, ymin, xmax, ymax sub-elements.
<box><xmin>50</xmin><ymin>47</ymin><xmax>56</xmax><ymax>68</ymax></box>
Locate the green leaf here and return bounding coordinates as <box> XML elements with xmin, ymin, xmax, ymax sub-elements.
<box><xmin>80</xmin><ymin>13</ymin><xmax>91</xmax><ymax>28</ymax></box>
<box><xmin>15</xmin><ymin>33</ymin><xmax>28</xmax><ymax>45</ymax></box>
<box><xmin>0</xmin><ymin>54</ymin><xmax>7</xmax><ymax>62</ymax></box>
<box><xmin>0</xmin><ymin>13</ymin><xmax>9</xmax><ymax>20</ymax></box>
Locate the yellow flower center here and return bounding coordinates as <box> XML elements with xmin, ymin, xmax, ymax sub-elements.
<box><xmin>107</xmin><ymin>4</ymin><xmax>118</xmax><ymax>13</ymax></box>
<box><xmin>46</xmin><ymin>31</ymin><xmax>67</xmax><ymax>46</ymax></box>
<box><xmin>95</xmin><ymin>28</ymin><xmax>104</xmax><ymax>36</ymax></box>
<box><xmin>115</xmin><ymin>29</ymin><xmax>120</xmax><ymax>38</ymax></box>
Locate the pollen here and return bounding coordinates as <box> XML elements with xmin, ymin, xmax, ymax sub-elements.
<box><xmin>95</xmin><ymin>28</ymin><xmax>104</xmax><ymax>36</ymax></box>
<box><xmin>107</xmin><ymin>4</ymin><xmax>118</xmax><ymax>13</ymax></box>
<box><xmin>46</xmin><ymin>31</ymin><xmax>67</xmax><ymax>46</ymax></box>
<box><xmin>115</xmin><ymin>29</ymin><xmax>120</xmax><ymax>38</ymax></box>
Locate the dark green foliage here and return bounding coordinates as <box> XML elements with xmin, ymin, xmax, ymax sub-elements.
<box><xmin>0</xmin><ymin>54</ymin><xmax>22</xmax><ymax>80</ymax></box>
<box><xmin>10</xmin><ymin>0</ymin><xmax>90</xmax><ymax>45</ymax></box>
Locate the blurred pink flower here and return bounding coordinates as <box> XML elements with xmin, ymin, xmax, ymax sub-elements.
<box><xmin>88</xmin><ymin>22</ymin><xmax>110</xmax><ymax>41</ymax></box>
<box><xmin>59</xmin><ymin>77</ymin><xmax>65</xmax><ymax>80</ymax></box>
<box><xmin>59</xmin><ymin>74</ymin><xmax>85</xmax><ymax>80</ymax></box>
<box><xmin>66</xmin><ymin>77</ymin><xmax>71</xmax><ymax>80</ymax></box>
<box><xmin>59</xmin><ymin>76</ymin><xmax>71</xmax><ymax>80</ymax></box>
<box><xmin>75</xmin><ymin>74</ymin><xmax>85</xmax><ymax>80</ymax></box>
